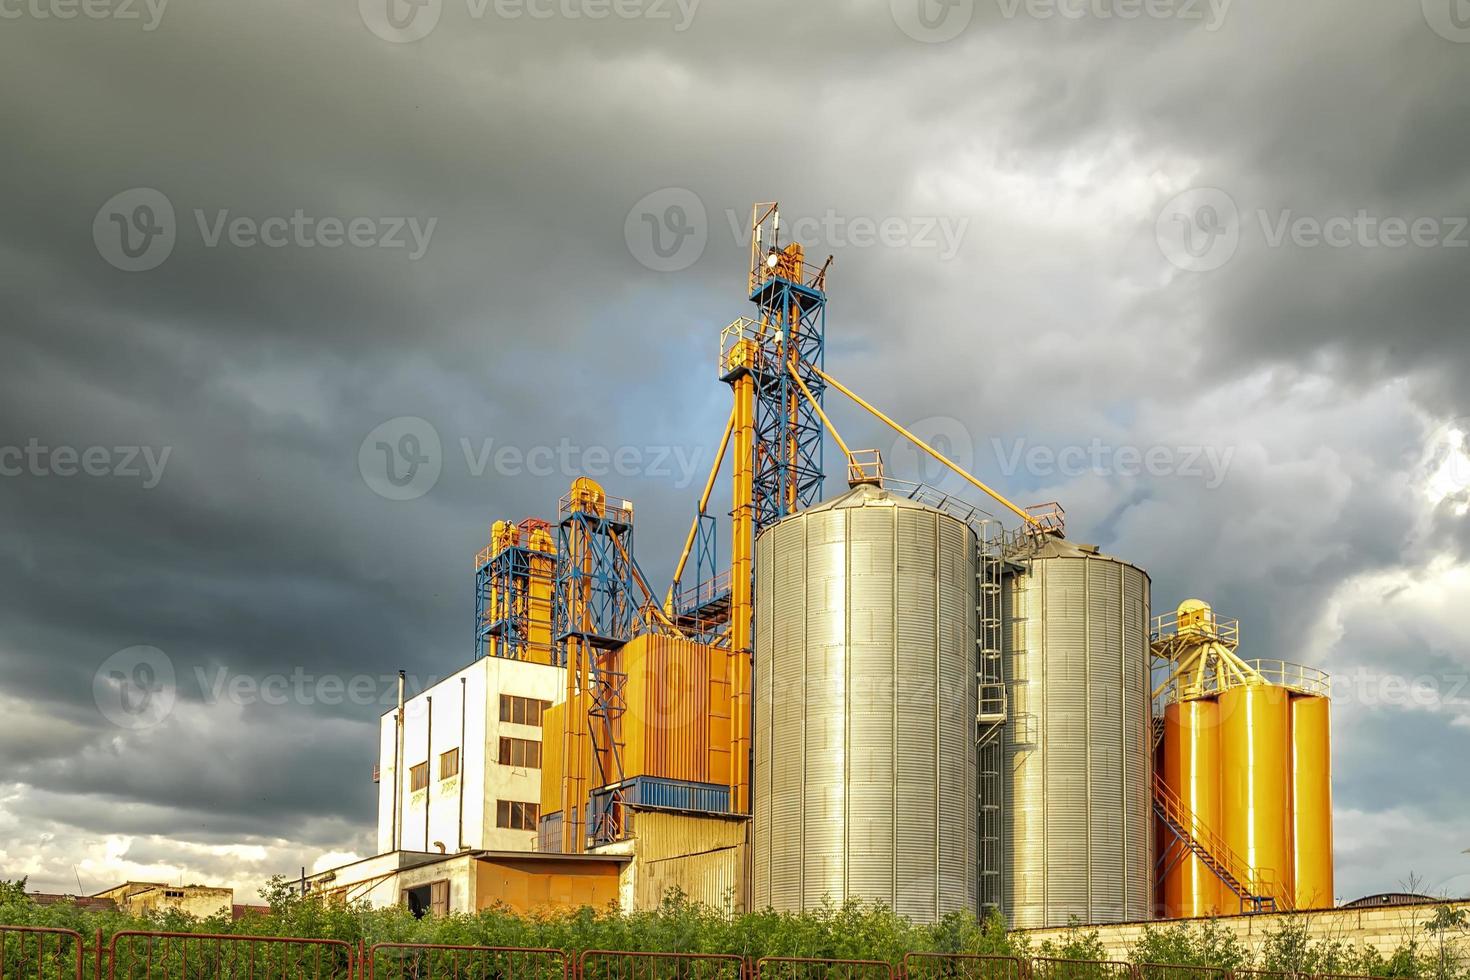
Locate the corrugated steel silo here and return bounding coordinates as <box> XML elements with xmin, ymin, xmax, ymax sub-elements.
<box><xmin>752</xmin><ymin>484</ymin><xmax>977</xmax><ymax>923</ymax></box>
<box><xmin>1001</xmin><ymin>538</ymin><xmax>1152</xmax><ymax>928</ymax></box>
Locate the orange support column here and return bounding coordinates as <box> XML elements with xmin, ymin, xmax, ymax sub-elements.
<box><xmin>729</xmin><ymin>353</ymin><xmax>755</xmax><ymax>814</ymax></box>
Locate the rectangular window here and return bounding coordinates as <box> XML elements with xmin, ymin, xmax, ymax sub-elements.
<box><xmin>439</xmin><ymin>748</ymin><xmax>460</xmax><ymax>780</ymax></box>
<box><xmin>497</xmin><ymin>736</ymin><xmax>542</xmax><ymax>769</ymax></box>
<box><xmin>496</xmin><ymin>799</ymin><xmax>540</xmax><ymax>831</ymax></box>
<box><xmin>409</xmin><ymin>762</ymin><xmax>428</xmax><ymax>792</ymax></box>
<box><xmin>499</xmin><ymin>694</ymin><xmax>552</xmax><ymax>726</ymax></box>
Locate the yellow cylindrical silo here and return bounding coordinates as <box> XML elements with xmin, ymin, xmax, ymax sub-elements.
<box><xmin>1162</xmin><ymin>698</ymin><xmax>1225</xmax><ymax>917</ymax></box>
<box><xmin>1290</xmin><ymin>694</ymin><xmax>1334</xmax><ymax>909</ymax></box>
<box><xmin>1219</xmin><ymin>684</ymin><xmax>1293</xmax><ymax>907</ymax></box>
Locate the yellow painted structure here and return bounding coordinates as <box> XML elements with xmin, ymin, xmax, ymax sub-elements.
<box><xmin>618</xmin><ymin>810</ymin><xmax>747</xmax><ymax>913</ymax></box>
<box><xmin>1160</xmin><ymin>699</ymin><xmax>1225</xmax><ymax>917</ymax></box>
<box><xmin>1154</xmin><ymin>599</ymin><xmax>1334</xmax><ymax>915</ymax></box>
<box><xmin>1291</xmin><ymin>694</ymin><xmax>1334</xmax><ymax>909</ymax></box>
<box><xmin>472</xmin><ymin>854</ymin><xmax>622</xmax><ymax>912</ymax></box>
<box><xmin>617</xmin><ymin>634</ymin><xmax>735</xmax><ymax>785</ymax></box>
<box><xmin>1219</xmin><ymin>684</ymin><xmax>1294</xmax><ymax>907</ymax></box>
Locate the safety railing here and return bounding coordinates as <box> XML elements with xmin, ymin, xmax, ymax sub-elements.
<box><xmin>369</xmin><ymin>943</ymin><xmax>567</xmax><ymax>980</ymax></box>
<box><xmin>581</xmin><ymin>950</ymin><xmax>745</xmax><ymax>980</ymax></box>
<box><xmin>1152</xmin><ymin>772</ymin><xmax>1284</xmax><ymax>906</ymax></box>
<box><xmin>0</xmin><ymin>925</ymin><xmax>85</xmax><ymax>980</ymax></box>
<box><xmin>107</xmin><ymin>932</ymin><xmax>355</xmax><ymax>980</ymax></box>
<box><xmin>846</xmin><ymin>450</ymin><xmax>885</xmax><ymax>487</ymax></box>
<box><xmin>756</xmin><ymin>958</ymin><xmax>895</xmax><ymax>980</ymax></box>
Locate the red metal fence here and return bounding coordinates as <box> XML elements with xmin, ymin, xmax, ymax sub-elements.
<box><xmin>0</xmin><ymin>929</ymin><xmax>1422</xmax><ymax>980</ymax></box>
<box><xmin>755</xmin><ymin>958</ymin><xmax>895</xmax><ymax>980</ymax></box>
<box><xmin>580</xmin><ymin>950</ymin><xmax>744</xmax><ymax>980</ymax></box>
<box><xmin>106</xmin><ymin>932</ymin><xmax>354</xmax><ymax>980</ymax></box>
<box><xmin>0</xmin><ymin>926</ymin><xmax>85</xmax><ymax>980</ymax></box>
<box><xmin>369</xmin><ymin>943</ymin><xmax>567</xmax><ymax>980</ymax></box>
<box><xmin>903</xmin><ymin>954</ymin><xmax>1022</xmax><ymax>980</ymax></box>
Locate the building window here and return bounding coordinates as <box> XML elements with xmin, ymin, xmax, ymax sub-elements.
<box><xmin>439</xmin><ymin>748</ymin><xmax>460</xmax><ymax>780</ymax></box>
<box><xmin>403</xmin><ymin>880</ymin><xmax>449</xmax><ymax>918</ymax></box>
<box><xmin>409</xmin><ymin>762</ymin><xmax>428</xmax><ymax>792</ymax></box>
<box><xmin>499</xmin><ymin>694</ymin><xmax>551</xmax><ymax>726</ymax></box>
<box><xmin>496</xmin><ymin>799</ymin><xmax>540</xmax><ymax>831</ymax></box>
<box><xmin>498</xmin><ymin>736</ymin><xmax>542</xmax><ymax>769</ymax></box>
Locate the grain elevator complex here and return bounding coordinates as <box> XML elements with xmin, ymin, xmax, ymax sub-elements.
<box><xmin>313</xmin><ymin>202</ymin><xmax>1336</xmax><ymax>927</ymax></box>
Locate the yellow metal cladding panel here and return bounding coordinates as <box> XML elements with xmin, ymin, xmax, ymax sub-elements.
<box><xmin>630</xmin><ymin>812</ymin><xmax>747</xmax><ymax>913</ymax></box>
<box><xmin>1162</xmin><ymin>699</ymin><xmax>1225</xmax><ymax>917</ymax></box>
<box><xmin>1290</xmin><ymin>694</ymin><xmax>1334</xmax><ymax>909</ymax></box>
<box><xmin>541</xmin><ymin>701</ymin><xmax>565</xmax><ymax>814</ymax></box>
<box><xmin>1219</xmin><ymin>684</ymin><xmax>1293</xmax><ymax>905</ymax></box>
<box><xmin>615</xmin><ymin>635</ymin><xmax>741</xmax><ymax>786</ymax></box>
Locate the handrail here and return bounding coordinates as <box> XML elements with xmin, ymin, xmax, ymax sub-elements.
<box><xmin>1152</xmin><ymin>774</ymin><xmax>1289</xmax><ymax>911</ymax></box>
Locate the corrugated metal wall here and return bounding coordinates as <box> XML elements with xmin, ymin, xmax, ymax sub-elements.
<box><xmin>1001</xmin><ymin>545</ymin><xmax>1152</xmax><ymax>928</ymax></box>
<box><xmin>628</xmin><ymin>810</ymin><xmax>746</xmax><ymax>913</ymax></box>
<box><xmin>752</xmin><ymin>486</ymin><xmax>977</xmax><ymax>923</ymax></box>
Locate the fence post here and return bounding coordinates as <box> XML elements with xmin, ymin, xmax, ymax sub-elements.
<box><xmin>92</xmin><ymin>930</ymin><xmax>104</xmax><ymax>980</ymax></box>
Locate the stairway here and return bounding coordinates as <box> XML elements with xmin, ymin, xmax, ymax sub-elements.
<box><xmin>1151</xmin><ymin>773</ymin><xmax>1289</xmax><ymax>914</ymax></box>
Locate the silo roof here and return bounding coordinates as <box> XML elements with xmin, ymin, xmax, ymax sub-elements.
<box><xmin>799</xmin><ymin>483</ymin><xmax>945</xmax><ymax>514</ymax></box>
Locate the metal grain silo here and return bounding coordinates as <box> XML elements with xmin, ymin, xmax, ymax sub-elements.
<box><xmin>1001</xmin><ymin>538</ymin><xmax>1152</xmax><ymax>928</ymax></box>
<box><xmin>752</xmin><ymin>484</ymin><xmax>977</xmax><ymax>923</ymax></box>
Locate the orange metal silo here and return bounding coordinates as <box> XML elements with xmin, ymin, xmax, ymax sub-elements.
<box><xmin>1161</xmin><ymin>698</ymin><xmax>1225</xmax><ymax>916</ymax></box>
<box><xmin>1219</xmin><ymin>684</ymin><xmax>1293</xmax><ymax>907</ymax></box>
<box><xmin>1290</xmin><ymin>694</ymin><xmax>1334</xmax><ymax>909</ymax></box>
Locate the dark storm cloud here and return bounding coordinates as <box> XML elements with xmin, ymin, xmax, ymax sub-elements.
<box><xmin>1</xmin><ymin>0</ymin><xmax>1467</xmax><ymax>897</ymax></box>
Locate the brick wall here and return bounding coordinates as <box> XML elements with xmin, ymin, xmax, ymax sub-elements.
<box><xmin>1016</xmin><ymin>901</ymin><xmax>1470</xmax><ymax>960</ymax></box>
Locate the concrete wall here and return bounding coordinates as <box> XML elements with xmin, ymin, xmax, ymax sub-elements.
<box><xmin>377</xmin><ymin>658</ymin><xmax>564</xmax><ymax>854</ymax></box>
<box><xmin>92</xmin><ymin>882</ymin><xmax>234</xmax><ymax>918</ymax></box>
<box><xmin>1018</xmin><ymin>901</ymin><xmax>1470</xmax><ymax>961</ymax></box>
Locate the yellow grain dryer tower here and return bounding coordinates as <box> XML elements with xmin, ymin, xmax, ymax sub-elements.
<box><xmin>1152</xmin><ymin>600</ymin><xmax>1333</xmax><ymax>916</ymax></box>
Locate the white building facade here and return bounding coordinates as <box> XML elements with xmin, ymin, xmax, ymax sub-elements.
<box><xmin>376</xmin><ymin>656</ymin><xmax>564</xmax><ymax>855</ymax></box>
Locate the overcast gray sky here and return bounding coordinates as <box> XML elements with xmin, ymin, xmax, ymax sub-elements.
<box><xmin>2</xmin><ymin>0</ymin><xmax>1468</xmax><ymax>906</ymax></box>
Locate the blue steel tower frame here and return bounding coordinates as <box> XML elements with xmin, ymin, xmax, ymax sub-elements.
<box><xmin>749</xmin><ymin>263</ymin><xmax>827</xmax><ymax>532</ymax></box>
